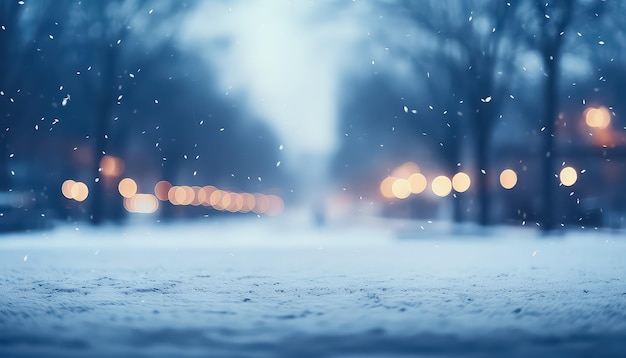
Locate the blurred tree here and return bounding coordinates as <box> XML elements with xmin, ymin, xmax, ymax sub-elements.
<box><xmin>0</xmin><ymin>2</ymin><xmax>22</xmax><ymax>193</ymax></box>
<box><xmin>517</xmin><ymin>0</ymin><xmax>608</xmax><ymax>232</ymax></box>
<box><xmin>59</xmin><ymin>0</ymin><xmax>197</xmax><ymax>224</ymax></box>
<box><xmin>403</xmin><ymin>0</ymin><xmax>519</xmax><ymax>226</ymax></box>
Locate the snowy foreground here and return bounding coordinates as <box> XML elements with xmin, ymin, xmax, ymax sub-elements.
<box><xmin>1</xmin><ymin>216</ymin><xmax>625</xmax><ymax>358</ymax></box>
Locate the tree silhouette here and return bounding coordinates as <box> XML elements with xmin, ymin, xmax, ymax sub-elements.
<box><xmin>403</xmin><ymin>0</ymin><xmax>519</xmax><ymax>226</ymax></box>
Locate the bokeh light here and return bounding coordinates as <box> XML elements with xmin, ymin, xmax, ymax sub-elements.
<box><xmin>61</xmin><ymin>179</ymin><xmax>76</xmax><ymax>199</ymax></box>
<box><xmin>585</xmin><ymin>106</ymin><xmax>611</xmax><ymax>129</ymax></box>
<box><xmin>124</xmin><ymin>194</ymin><xmax>159</xmax><ymax>214</ymax></box>
<box><xmin>500</xmin><ymin>169</ymin><xmax>517</xmax><ymax>190</ymax></box>
<box><xmin>201</xmin><ymin>186</ymin><xmax>217</xmax><ymax>206</ymax></box>
<box><xmin>431</xmin><ymin>176</ymin><xmax>452</xmax><ymax>197</ymax></box>
<box><xmin>154</xmin><ymin>180</ymin><xmax>172</xmax><ymax>201</ymax></box>
<box><xmin>62</xmin><ymin>180</ymin><xmax>89</xmax><ymax>201</ymax></box>
<box><xmin>391</xmin><ymin>178</ymin><xmax>411</xmax><ymax>199</ymax></box>
<box><xmin>147</xmin><ymin>180</ymin><xmax>281</xmax><ymax>215</ymax></box>
<box><xmin>209</xmin><ymin>190</ymin><xmax>224</xmax><ymax>209</ymax></box>
<box><xmin>241</xmin><ymin>193</ymin><xmax>256</xmax><ymax>212</ymax></box>
<box><xmin>190</xmin><ymin>186</ymin><xmax>203</xmax><ymax>206</ymax></box>
<box><xmin>118</xmin><ymin>178</ymin><xmax>138</xmax><ymax>198</ymax></box>
<box><xmin>253</xmin><ymin>194</ymin><xmax>270</xmax><ymax>214</ymax></box>
<box><xmin>220</xmin><ymin>192</ymin><xmax>233</xmax><ymax>212</ymax></box>
<box><xmin>266</xmin><ymin>195</ymin><xmax>285</xmax><ymax>216</ymax></box>
<box><xmin>408</xmin><ymin>173</ymin><xmax>427</xmax><ymax>194</ymax></box>
<box><xmin>71</xmin><ymin>181</ymin><xmax>89</xmax><ymax>202</ymax></box>
<box><xmin>391</xmin><ymin>161</ymin><xmax>420</xmax><ymax>179</ymax></box>
<box><xmin>559</xmin><ymin>166</ymin><xmax>578</xmax><ymax>187</ymax></box>
<box><xmin>452</xmin><ymin>172</ymin><xmax>471</xmax><ymax>193</ymax></box>
<box><xmin>99</xmin><ymin>155</ymin><xmax>124</xmax><ymax>177</ymax></box>
<box><xmin>380</xmin><ymin>177</ymin><xmax>396</xmax><ymax>199</ymax></box>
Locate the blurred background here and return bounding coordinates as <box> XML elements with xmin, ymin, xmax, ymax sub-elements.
<box><xmin>1</xmin><ymin>0</ymin><xmax>625</xmax><ymax>233</ymax></box>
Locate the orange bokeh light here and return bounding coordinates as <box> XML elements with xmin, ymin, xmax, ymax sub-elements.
<box><xmin>190</xmin><ymin>186</ymin><xmax>203</xmax><ymax>206</ymax></box>
<box><xmin>100</xmin><ymin>155</ymin><xmax>124</xmax><ymax>177</ymax></box>
<box><xmin>408</xmin><ymin>173</ymin><xmax>427</xmax><ymax>194</ymax></box>
<box><xmin>380</xmin><ymin>177</ymin><xmax>396</xmax><ymax>199</ymax></box>
<box><xmin>431</xmin><ymin>176</ymin><xmax>452</xmax><ymax>197</ymax></box>
<box><xmin>559</xmin><ymin>166</ymin><xmax>578</xmax><ymax>187</ymax></box>
<box><xmin>391</xmin><ymin>161</ymin><xmax>420</xmax><ymax>179</ymax></box>
<box><xmin>118</xmin><ymin>178</ymin><xmax>138</xmax><ymax>198</ymax></box>
<box><xmin>585</xmin><ymin>106</ymin><xmax>611</xmax><ymax>129</ymax></box>
<box><xmin>154</xmin><ymin>181</ymin><xmax>172</xmax><ymax>201</ymax></box>
<box><xmin>124</xmin><ymin>194</ymin><xmax>159</xmax><ymax>214</ymax></box>
<box><xmin>253</xmin><ymin>194</ymin><xmax>270</xmax><ymax>214</ymax></box>
<box><xmin>62</xmin><ymin>179</ymin><xmax>76</xmax><ymax>199</ymax></box>
<box><xmin>266</xmin><ymin>195</ymin><xmax>285</xmax><ymax>216</ymax></box>
<box><xmin>452</xmin><ymin>172</ymin><xmax>471</xmax><ymax>193</ymax></box>
<box><xmin>500</xmin><ymin>169</ymin><xmax>517</xmax><ymax>190</ymax></box>
<box><xmin>391</xmin><ymin>178</ymin><xmax>412</xmax><ymax>199</ymax></box>
<box><xmin>71</xmin><ymin>181</ymin><xmax>89</xmax><ymax>202</ymax></box>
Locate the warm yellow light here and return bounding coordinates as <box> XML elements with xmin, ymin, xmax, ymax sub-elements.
<box><xmin>154</xmin><ymin>181</ymin><xmax>172</xmax><ymax>201</ymax></box>
<box><xmin>452</xmin><ymin>172</ymin><xmax>471</xmax><ymax>193</ymax></box>
<box><xmin>380</xmin><ymin>177</ymin><xmax>396</xmax><ymax>199</ymax></box>
<box><xmin>118</xmin><ymin>178</ymin><xmax>138</xmax><ymax>198</ymax></box>
<box><xmin>253</xmin><ymin>194</ymin><xmax>270</xmax><ymax>214</ymax></box>
<box><xmin>431</xmin><ymin>176</ymin><xmax>452</xmax><ymax>197</ymax></box>
<box><xmin>179</xmin><ymin>186</ymin><xmax>194</xmax><ymax>205</ymax></box>
<box><xmin>196</xmin><ymin>187</ymin><xmax>207</xmax><ymax>205</ymax></box>
<box><xmin>190</xmin><ymin>186</ymin><xmax>203</xmax><ymax>206</ymax></box>
<box><xmin>99</xmin><ymin>155</ymin><xmax>124</xmax><ymax>177</ymax></box>
<box><xmin>62</xmin><ymin>179</ymin><xmax>76</xmax><ymax>199</ymax></box>
<box><xmin>559</xmin><ymin>166</ymin><xmax>578</xmax><ymax>186</ymax></box>
<box><xmin>408</xmin><ymin>173</ymin><xmax>427</xmax><ymax>194</ymax></box>
<box><xmin>266</xmin><ymin>195</ymin><xmax>284</xmax><ymax>216</ymax></box>
<box><xmin>223</xmin><ymin>193</ymin><xmax>235</xmax><ymax>212</ymax></box>
<box><xmin>173</xmin><ymin>186</ymin><xmax>188</xmax><ymax>205</ymax></box>
<box><xmin>71</xmin><ymin>182</ymin><xmax>89</xmax><ymax>202</ymax></box>
<box><xmin>123</xmin><ymin>196</ymin><xmax>133</xmax><ymax>212</ymax></box>
<box><xmin>133</xmin><ymin>194</ymin><xmax>159</xmax><ymax>213</ymax></box>
<box><xmin>225</xmin><ymin>193</ymin><xmax>243</xmax><ymax>212</ymax></box>
<box><xmin>168</xmin><ymin>186</ymin><xmax>180</xmax><ymax>205</ymax></box>
<box><xmin>500</xmin><ymin>169</ymin><xmax>517</xmax><ymax>189</ymax></box>
<box><xmin>391</xmin><ymin>178</ymin><xmax>412</xmax><ymax>199</ymax></box>
<box><xmin>124</xmin><ymin>194</ymin><xmax>159</xmax><ymax>214</ymax></box>
<box><xmin>241</xmin><ymin>193</ymin><xmax>256</xmax><ymax>212</ymax></box>
<box><xmin>201</xmin><ymin>186</ymin><xmax>217</xmax><ymax>206</ymax></box>
<box><xmin>585</xmin><ymin>106</ymin><xmax>611</xmax><ymax>129</ymax></box>
<box><xmin>391</xmin><ymin>161</ymin><xmax>420</xmax><ymax>179</ymax></box>
<box><xmin>220</xmin><ymin>192</ymin><xmax>233</xmax><ymax>211</ymax></box>
<box><xmin>209</xmin><ymin>190</ymin><xmax>223</xmax><ymax>208</ymax></box>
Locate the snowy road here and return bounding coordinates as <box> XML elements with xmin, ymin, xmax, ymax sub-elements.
<box><xmin>1</xmin><ymin>218</ymin><xmax>625</xmax><ymax>357</ymax></box>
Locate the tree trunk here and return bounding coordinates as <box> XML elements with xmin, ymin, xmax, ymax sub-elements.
<box><xmin>540</xmin><ymin>52</ymin><xmax>558</xmax><ymax>232</ymax></box>
<box><xmin>90</xmin><ymin>44</ymin><xmax>117</xmax><ymax>225</ymax></box>
<box><xmin>449</xmin><ymin>128</ymin><xmax>463</xmax><ymax>223</ymax></box>
<box><xmin>0</xmin><ymin>3</ymin><xmax>18</xmax><ymax>193</ymax></box>
<box><xmin>475</xmin><ymin>127</ymin><xmax>490</xmax><ymax>226</ymax></box>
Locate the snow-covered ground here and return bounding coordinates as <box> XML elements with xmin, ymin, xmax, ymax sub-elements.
<box><xmin>1</xmin><ymin>216</ymin><xmax>625</xmax><ymax>357</ymax></box>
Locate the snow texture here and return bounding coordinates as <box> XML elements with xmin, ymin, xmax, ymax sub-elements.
<box><xmin>1</xmin><ymin>217</ymin><xmax>625</xmax><ymax>357</ymax></box>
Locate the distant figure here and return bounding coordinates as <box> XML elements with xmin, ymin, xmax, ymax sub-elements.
<box><xmin>313</xmin><ymin>201</ymin><xmax>326</xmax><ymax>227</ymax></box>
